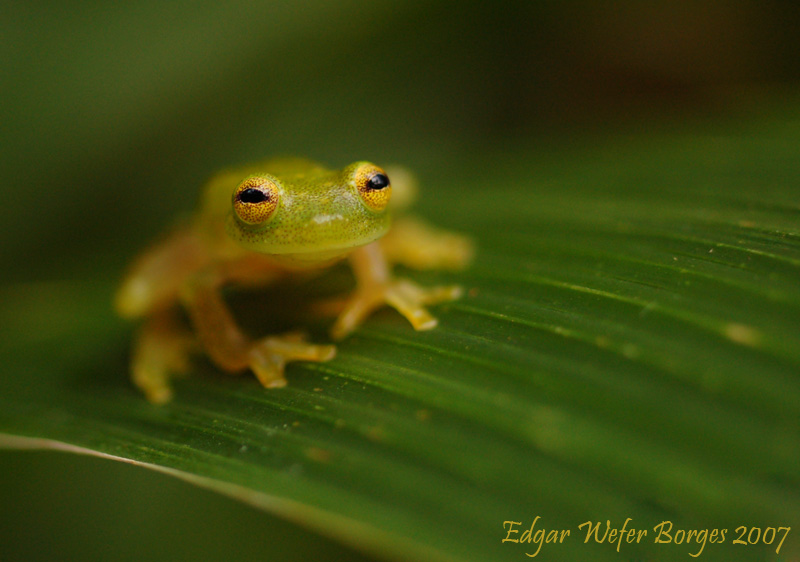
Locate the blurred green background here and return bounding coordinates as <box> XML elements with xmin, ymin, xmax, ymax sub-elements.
<box><xmin>2</xmin><ymin>1</ymin><xmax>799</xmax><ymax>561</ymax></box>
<box><xmin>3</xmin><ymin>0</ymin><xmax>800</xmax><ymax>285</ymax></box>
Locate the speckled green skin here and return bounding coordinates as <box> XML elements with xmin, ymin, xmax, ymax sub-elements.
<box><xmin>198</xmin><ymin>158</ymin><xmax>391</xmax><ymax>263</ymax></box>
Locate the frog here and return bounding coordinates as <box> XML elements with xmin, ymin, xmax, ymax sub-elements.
<box><xmin>115</xmin><ymin>158</ymin><xmax>472</xmax><ymax>403</ymax></box>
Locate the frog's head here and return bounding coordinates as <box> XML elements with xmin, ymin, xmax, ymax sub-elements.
<box><xmin>225</xmin><ymin>161</ymin><xmax>392</xmax><ymax>265</ymax></box>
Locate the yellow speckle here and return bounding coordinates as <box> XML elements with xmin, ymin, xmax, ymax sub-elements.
<box><xmin>415</xmin><ymin>409</ymin><xmax>431</xmax><ymax>421</ymax></box>
<box><xmin>367</xmin><ymin>426</ymin><xmax>386</xmax><ymax>442</ymax></box>
<box><xmin>622</xmin><ymin>343</ymin><xmax>640</xmax><ymax>359</ymax></box>
<box><xmin>595</xmin><ymin>335</ymin><xmax>611</xmax><ymax>348</ymax></box>
<box><xmin>526</xmin><ymin>406</ymin><xmax>567</xmax><ymax>452</ymax></box>
<box><xmin>723</xmin><ymin>323</ymin><xmax>761</xmax><ymax>347</ymax></box>
<box><xmin>306</xmin><ymin>447</ymin><xmax>331</xmax><ymax>463</ymax></box>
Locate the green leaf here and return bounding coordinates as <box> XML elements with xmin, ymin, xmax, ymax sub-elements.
<box><xmin>2</xmin><ymin>109</ymin><xmax>800</xmax><ymax>562</ymax></box>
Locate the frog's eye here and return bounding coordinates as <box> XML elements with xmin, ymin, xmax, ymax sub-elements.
<box><xmin>233</xmin><ymin>176</ymin><xmax>280</xmax><ymax>225</ymax></box>
<box><xmin>354</xmin><ymin>163</ymin><xmax>392</xmax><ymax>212</ymax></box>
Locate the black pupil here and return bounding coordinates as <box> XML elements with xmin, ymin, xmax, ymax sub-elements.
<box><xmin>367</xmin><ymin>173</ymin><xmax>389</xmax><ymax>190</ymax></box>
<box><xmin>239</xmin><ymin>188</ymin><xmax>268</xmax><ymax>204</ymax></box>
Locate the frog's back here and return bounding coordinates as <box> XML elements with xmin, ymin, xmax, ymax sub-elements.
<box><xmin>199</xmin><ymin>157</ymin><xmax>330</xmax><ymax>221</ymax></box>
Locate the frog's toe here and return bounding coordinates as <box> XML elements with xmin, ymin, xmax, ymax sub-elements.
<box><xmin>331</xmin><ymin>278</ymin><xmax>463</xmax><ymax>340</ymax></box>
<box><xmin>386</xmin><ymin>279</ymin><xmax>462</xmax><ymax>330</ymax></box>
<box><xmin>131</xmin><ymin>311</ymin><xmax>195</xmax><ymax>404</ymax></box>
<box><xmin>330</xmin><ymin>290</ymin><xmax>384</xmax><ymax>340</ymax></box>
<box><xmin>131</xmin><ymin>344</ymin><xmax>188</xmax><ymax>404</ymax></box>
<box><xmin>247</xmin><ymin>333</ymin><xmax>336</xmax><ymax>388</ymax></box>
<box><xmin>134</xmin><ymin>372</ymin><xmax>174</xmax><ymax>405</ymax></box>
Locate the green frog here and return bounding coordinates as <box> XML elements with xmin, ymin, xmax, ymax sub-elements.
<box><xmin>115</xmin><ymin>158</ymin><xmax>471</xmax><ymax>403</ymax></box>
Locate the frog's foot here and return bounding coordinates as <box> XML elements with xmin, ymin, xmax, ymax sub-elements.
<box><xmin>247</xmin><ymin>332</ymin><xmax>336</xmax><ymax>388</ymax></box>
<box><xmin>331</xmin><ymin>278</ymin><xmax>463</xmax><ymax>340</ymax></box>
<box><xmin>181</xmin><ymin>275</ymin><xmax>336</xmax><ymax>392</ymax></box>
<box><xmin>131</xmin><ymin>311</ymin><xmax>196</xmax><ymax>404</ymax></box>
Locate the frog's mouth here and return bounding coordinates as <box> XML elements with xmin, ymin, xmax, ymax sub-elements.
<box><xmin>264</xmin><ymin>227</ymin><xmax>387</xmax><ymax>268</ymax></box>
<box><xmin>267</xmin><ymin>247</ymin><xmax>355</xmax><ymax>268</ymax></box>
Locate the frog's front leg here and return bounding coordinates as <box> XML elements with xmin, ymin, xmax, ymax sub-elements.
<box><xmin>181</xmin><ymin>269</ymin><xmax>336</xmax><ymax>390</ymax></box>
<box><xmin>330</xmin><ymin>242</ymin><xmax>463</xmax><ymax>340</ymax></box>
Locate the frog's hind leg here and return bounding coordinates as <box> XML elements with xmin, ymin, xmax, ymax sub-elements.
<box><xmin>380</xmin><ymin>216</ymin><xmax>473</xmax><ymax>271</ymax></box>
<box><xmin>131</xmin><ymin>307</ymin><xmax>196</xmax><ymax>404</ymax></box>
<box><xmin>180</xmin><ymin>271</ymin><xmax>336</xmax><ymax>390</ymax></box>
